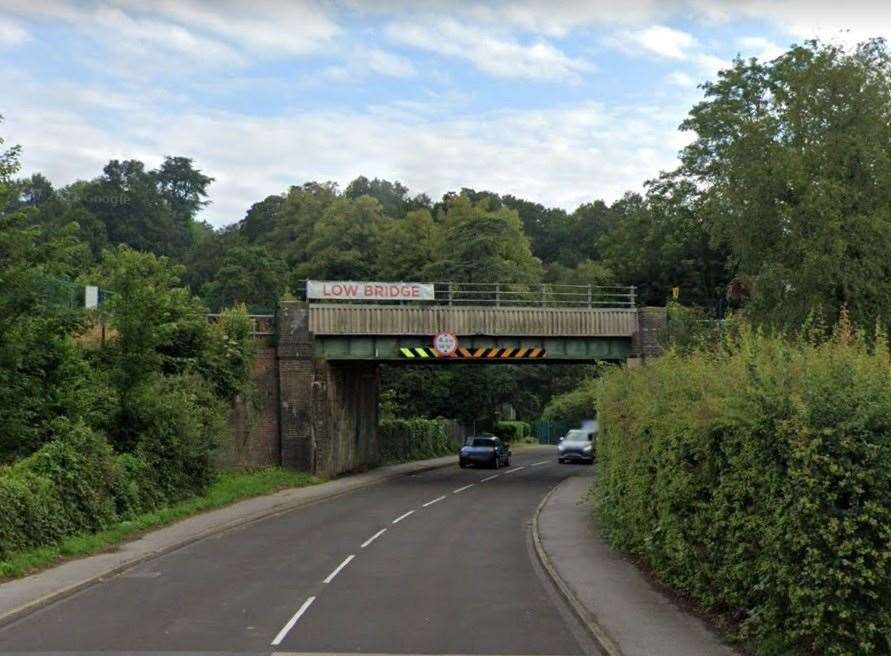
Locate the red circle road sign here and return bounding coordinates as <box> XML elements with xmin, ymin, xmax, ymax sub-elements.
<box><xmin>432</xmin><ymin>332</ymin><xmax>459</xmax><ymax>356</ymax></box>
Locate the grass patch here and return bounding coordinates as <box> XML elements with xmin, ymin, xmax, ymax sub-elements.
<box><xmin>0</xmin><ymin>468</ymin><xmax>319</xmax><ymax>581</ymax></box>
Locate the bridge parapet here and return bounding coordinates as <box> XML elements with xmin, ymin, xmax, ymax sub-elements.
<box><xmin>308</xmin><ymin>304</ymin><xmax>638</xmax><ymax>337</ymax></box>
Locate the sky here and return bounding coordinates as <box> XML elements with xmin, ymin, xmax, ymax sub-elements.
<box><xmin>2</xmin><ymin>0</ymin><xmax>890</xmax><ymax>226</ymax></box>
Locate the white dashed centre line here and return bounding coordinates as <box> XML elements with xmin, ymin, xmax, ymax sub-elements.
<box><xmin>422</xmin><ymin>495</ymin><xmax>446</xmax><ymax>507</ymax></box>
<box><xmin>530</xmin><ymin>460</ymin><xmax>550</xmax><ymax>466</ymax></box>
<box><xmin>323</xmin><ymin>554</ymin><xmax>355</xmax><ymax>584</ymax></box>
<box><xmin>271</xmin><ymin>596</ymin><xmax>316</xmax><ymax>646</ymax></box>
<box><xmin>505</xmin><ymin>466</ymin><xmax>526</xmax><ymax>474</ymax></box>
<box><xmin>361</xmin><ymin>528</ymin><xmax>387</xmax><ymax>548</ymax></box>
<box><xmin>480</xmin><ymin>474</ymin><xmax>499</xmax><ymax>482</ymax></box>
<box><xmin>453</xmin><ymin>484</ymin><xmax>475</xmax><ymax>493</ymax></box>
<box><xmin>392</xmin><ymin>509</ymin><xmax>416</xmax><ymax>524</ymax></box>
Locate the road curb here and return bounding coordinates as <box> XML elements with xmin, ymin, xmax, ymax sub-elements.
<box><xmin>532</xmin><ymin>478</ymin><xmax>624</xmax><ymax>656</ymax></box>
<box><xmin>0</xmin><ymin>457</ymin><xmax>456</xmax><ymax>630</ymax></box>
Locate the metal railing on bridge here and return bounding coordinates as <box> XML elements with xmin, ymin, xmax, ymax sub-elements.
<box><xmin>296</xmin><ymin>281</ymin><xmax>636</xmax><ymax>309</ymax></box>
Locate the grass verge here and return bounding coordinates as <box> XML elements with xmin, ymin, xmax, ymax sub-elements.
<box><xmin>0</xmin><ymin>468</ymin><xmax>319</xmax><ymax>581</ymax></box>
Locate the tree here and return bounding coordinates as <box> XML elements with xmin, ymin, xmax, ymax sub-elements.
<box><xmin>239</xmin><ymin>194</ymin><xmax>285</xmax><ymax>242</ymax></box>
<box><xmin>298</xmin><ymin>195</ymin><xmax>386</xmax><ymax>280</ymax></box>
<box><xmin>599</xmin><ymin>184</ymin><xmax>728</xmax><ymax>308</ymax></box>
<box><xmin>679</xmin><ymin>39</ymin><xmax>891</xmax><ymax>327</ymax></box>
<box><xmin>154</xmin><ymin>156</ymin><xmax>214</xmax><ymax>235</ymax></box>
<box><xmin>95</xmin><ymin>247</ymin><xmax>209</xmax><ymax>449</ymax></box>
<box><xmin>259</xmin><ymin>182</ymin><xmax>340</xmax><ymax>270</ymax></box>
<box><xmin>0</xmin><ymin>127</ymin><xmax>100</xmax><ymax>459</ymax></box>
<box><xmin>376</xmin><ymin>209</ymin><xmax>438</xmax><ymax>280</ymax></box>
<box><xmin>424</xmin><ymin>194</ymin><xmax>542</xmax><ymax>283</ymax></box>
<box><xmin>200</xmin><ymin>244</ymin><xmax>287</xmax><ymax>312</ymax></box>
<box><xmin>82</xmin><ymin>160</ymin><xmax>183</xmax><ymax>256</ymax></box>
<box><xmin>344</xmin><ymin>176</ymin><xmax>429</xmax><ymax>218</ymax></box>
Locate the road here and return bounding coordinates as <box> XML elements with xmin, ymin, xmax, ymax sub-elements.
<box><xmin>0</xmin><ymin>447</ymin><xmax>600</xmax><ymax>655</ymax></box>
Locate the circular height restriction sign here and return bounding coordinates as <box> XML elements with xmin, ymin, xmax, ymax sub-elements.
<box><xmin>432</xmin><ymin>332</ymin><xmax>459</xmax><ymax>356</ymax></box>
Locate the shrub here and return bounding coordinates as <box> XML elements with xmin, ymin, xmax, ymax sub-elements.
<box><xmin>25</xmin><ymin>419</ymin><xmax>119</xmax><ymax>533</ymax></box>
<box><xmin>494</xmin><ymin>420</ymin><xmax>531</xmax><ymax>443</ymax></box>
<box><xmin>0</xmin><ymin>421</ymin><xmax>118</xmax><ymax>560</ymax></box>
<box><xmin>595</xmin><ymin>321</ymin><xmax>891</xmax><ymax>655</ymax></box>
<box><xmin>379</xmin><ymin>418</ymin><xmax>454</xmax><ymax>463</ymax></box>
<box><xmin>132</xmin><ymin>374</ymin><xmax>225</xmax><ymax>502</ymax></box>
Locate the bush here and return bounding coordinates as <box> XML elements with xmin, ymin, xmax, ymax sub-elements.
<box><xmin>0</xmin><ymin>421</ymin><xmax>117</xmax><ymax>560</ymax></box>
<box><xmin>379</xmin><ymin>418</ymin><xmax>454</xmax><ymax>463</ymax></box>
<box><xmin>0</xmin><ymin>375</ymin><xmax>229</xmax><ymax>562</ymax></box>
<box><xmin>494</xmin><ymin>420</ymin><xmax>531</xmax><ymax>443</ymax></box>
<box><xmin>595</xmin><ymin>321</ymin><xmax>891</xmax><ymax>655</ymax></box>
<box><xmin>131</xmin><ymin>374</ymin><xmax>225</xmax><ymax>503</ymax></box>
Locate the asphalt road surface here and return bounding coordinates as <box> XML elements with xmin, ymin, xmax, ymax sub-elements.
<box><xmin>0</xmin><ymin>447</ymin><xmax>600</xmax><ymax>655</ymax></box>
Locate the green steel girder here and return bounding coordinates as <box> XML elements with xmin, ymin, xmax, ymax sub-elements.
<box><xmin>314</xmin><ymin>334</ymin><xmax>631</xmax><ymax>362</ymax></box>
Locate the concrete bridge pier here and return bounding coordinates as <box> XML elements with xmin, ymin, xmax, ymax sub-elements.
<box><xmin>277</xmin><ymin>301</ymin><xmax>380</xmax><ymax>477</ymax></box>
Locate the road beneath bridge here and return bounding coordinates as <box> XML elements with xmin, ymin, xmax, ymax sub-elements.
<box><xmin>0</xmin><ymin>448</ymin><xmax>601</xmax><ymax>655</ymax></box>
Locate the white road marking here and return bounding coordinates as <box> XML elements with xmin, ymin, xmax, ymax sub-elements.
<box><xmin>480</xmin><ymin>474</ymin><xmax>499</xmax><ymax>482</ymax></box>
<box><xmin>530</xmin><ymin>460</ymin><xmax>550</xmax><ymax>466</ymax></box>
<box><xmin>422</xmin><ymin>495</ymin><xmax>446</xmax><ymax>507</ymax></box>
<box><xmin>505</xmin><ymin>466</ymin><xmax>526</xmax><ymax>474</ymax></box>
<box><xmin>323</xmin><ymin>554</ymin><xmax>355</xmax><ymax>584</ymax></box>
<box><xmin>453</xmin><ymin>484</ymin><xmax>475</xmax><ymax>493</ymax></box>
<box><xmin>392</xmin><ymin>509</ymin><xmax>416</xmax><ymax>524</ymax></box>
<box><xmin>361</xmin><ymin>528</ymin><xmax>387</xmax><ymax>548</ymax></box>
<box><xmin>271</xmin><ymin>596</ymin><xmax>316</xmax><ymax>646</ymax></box>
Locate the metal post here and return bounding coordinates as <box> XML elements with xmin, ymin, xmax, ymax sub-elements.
<box><xmin>447</xmin><ymin>282</ymin><xmax>453</xmax><ymax>306</ymax></box>
<box><xmin>587</xmin><ymin>285</ymin><xmax>592</xmax><ymax>308</ymax></box>
<box><xmin>495</xmin><ymin>283</ymin><xmax>500</xmax><ymax>307</ymax></box>
<box><xmin>541</xmin><ymin>284</ymin><xmax>546</xmax><ymax>307</ymax></box>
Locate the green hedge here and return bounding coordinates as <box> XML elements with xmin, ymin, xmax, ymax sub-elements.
<box><xmin>379</xmin><ymin>418</ymin><xmax>454</xmax><ymax>463</ymax></box>
<box><xmin>494</xmin><ymin>420</ymin><xmax>531</xmax><ymax>443</ymax></box>
<box><xmin>595</xmin><ymin>323</ymin><xmax>891</xmax><ymax>655</ymax></box>
<box><xmin>0</xmin><ymin>375</ymin><xmax>225</xmax><ymax>562</ymax></box>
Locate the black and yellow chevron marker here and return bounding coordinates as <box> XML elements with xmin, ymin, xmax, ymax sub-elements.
<box><xmin>453</xmin><ymin>346</ymin><xmax>545</xmax><ymax>359</ymax></box>
<box><xmin>400</xmin><ymin>345</ymin><xmax>545</xmax><ymax>359</ymax></box>
<box><xmin>399</xmin><ymin>347</ymin><xmax>437</xmax><ymax>358</ymax></box>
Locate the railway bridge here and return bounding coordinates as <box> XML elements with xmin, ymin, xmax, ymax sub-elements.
<box><xmin>242</xmin><ymin>282</ymin><xmax>666</xmax><ymax>476</ymax></box>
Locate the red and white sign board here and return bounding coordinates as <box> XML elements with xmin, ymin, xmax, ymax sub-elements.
<box><xmin>433</xmin><ymin>332</ymin><xmax>459</xmax><ymax>356</ymax></box>
<box><xmin>307</xmin><ymin>280</ymin><xmax>435</xmax><ymax>301</ymax></box>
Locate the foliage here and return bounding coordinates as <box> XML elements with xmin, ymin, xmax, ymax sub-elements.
<box><xmin>0</xmin><ymin>467</ymin><xmax>318</xmax><ymax>580</ymax></box>
<box><xmin>378</xmin><ymin>418</ymin><xmax>455</xmax><ymax>463</ymax></box>
<box><xmin>131</xmin><ymin>374</ymin><xmax>225</xmax><ymax>502</ymax></box>
<box><xmin>199</xmin><ymin>244</ymin><xmax>287</xmax><ymax>312</ymax></box>
<box><xmin>542</xmin><ymin>377</ymin><xmax>600</xmax><ymax>423</ymax></box>
<box><xmin>493</xmin><ymin>420</ymin><xmax>531</xmax><ymax>443</ymax></box>
<box><xmin>424</xmin><ymin>195</ymin><xmax>542</xmax><ymax>283</ymax></box>
<box><xmin>679</xmin><ymin>39</ymin><xmax>891</xmax><ymax>328</ymax></box>
<box><xmin>197</xmin><ymin>305</ymin><xmax>256</xmax><ymax>400</ymax></box>
<box><xmin>595</xmin><ymin>321</ymin><xmax>891</xmax><ymax>655</ymax></box>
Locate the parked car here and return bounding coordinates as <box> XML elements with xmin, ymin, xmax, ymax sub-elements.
<box><xmin>558</xmin><ymin>428</ymin><xmax>595</xmax><ymax>464</ymax></box>
<box><xmin>459</xmin><ymin>436</ymin><xmax>511</xmax><ymax>469</ymax></box>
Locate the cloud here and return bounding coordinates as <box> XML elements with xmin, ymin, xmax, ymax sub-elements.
<box><xmin>3</xmin><ymin>72</ymin><xmax>690</xmax><ymax>225</ymax></box>
<box><xmin>666</xmin><ymin>71</ymin><xmax>697</xmax><ymax>87</ymax></box>
<box><xmin>737</xmin><ymin>35</ymin><xmax>785</xmax><ymax>60</ymax></box>
<box><xmin>386</xmin><ymin>18</ymin><xmax>592</xmax><ymax>81</ymax></box>
<box><xmin>366</xmin><ymin>49</ymin><xmax>417</xmax><ymax>78</ymax></box>
<box><xmin>0</xmin><ymin>17</ymin><xmax>29</xmax><ymax>46</ymax></box>
<box><xmin>608</xmin><ymin>25</ymin><xmax>699</xmax><ymax>60</ymax></box>
<box><xmin>3</xmin><ymin>0</ymin><xmax>340</xmax><ymax>65</ymax></box>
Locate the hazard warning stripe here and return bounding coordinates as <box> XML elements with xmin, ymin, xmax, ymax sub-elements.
<box><xmin>399</xmin><ymin>346</ymin><xmax>546</xmax><ymax>359</ymax></box>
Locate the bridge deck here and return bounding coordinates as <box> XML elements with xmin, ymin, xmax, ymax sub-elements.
<box><xmin>309</xmin><ymin>304</ymin><xmax>638</xmax><ymax>337</ymax></box>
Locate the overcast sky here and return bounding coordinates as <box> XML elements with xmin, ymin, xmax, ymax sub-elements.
<box><xmin>2</xmin><ymin>1</ymin><xmax>889</xmax><ymax>226</ymax></box>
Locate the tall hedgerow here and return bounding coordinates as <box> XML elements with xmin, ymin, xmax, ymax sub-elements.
<box><xmin>595</xmin><ymin>318</ymin><xmax>891</xmax><ymax>655</ymax></box>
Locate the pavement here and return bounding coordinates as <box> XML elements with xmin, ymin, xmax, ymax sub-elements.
<box><xmin>535</xmin><ymin>473</ymin><xmax>740</xmax><ymax>656</ymax></box>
